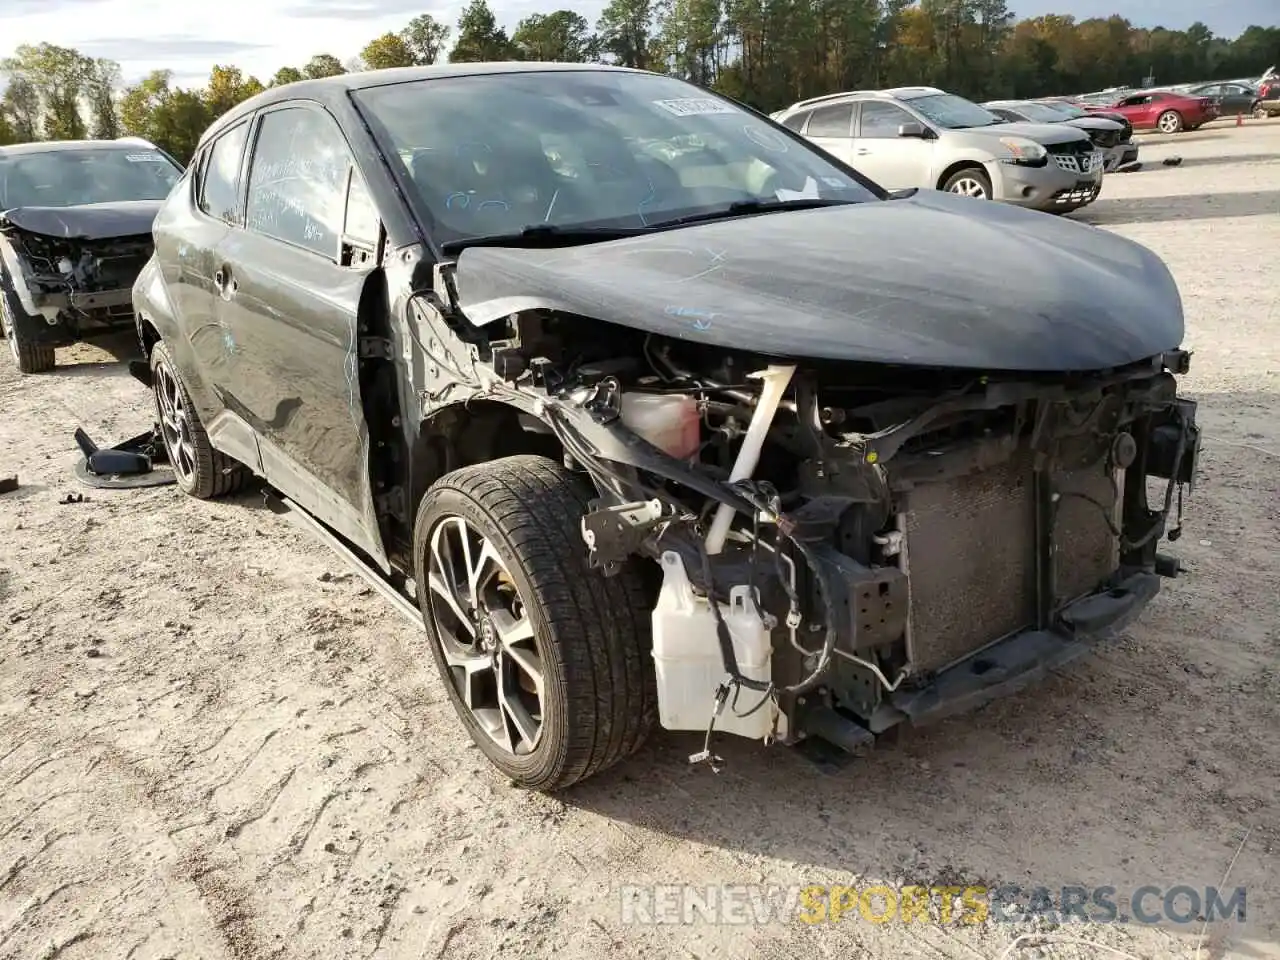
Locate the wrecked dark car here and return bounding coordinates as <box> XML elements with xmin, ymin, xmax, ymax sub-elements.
<box><xmin>0</xmin><ymin>138</ymin><xmax>183</xmax><ymax>373</ymax></box>
<box><xmin>133</xmin><ymin>63</ymin><xmax>1200</xmax><ymax>790</ymax></box>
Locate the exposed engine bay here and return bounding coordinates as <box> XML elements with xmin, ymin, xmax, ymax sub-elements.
<box><xmin>407</xmin><ymin>255</ymin><xmax>1201</xmax><ymax>762</ymax></box>
<box><xmin>0</xmin><ymin>217</ymin><xmax>150</xmax><ymax>337</ymax></box>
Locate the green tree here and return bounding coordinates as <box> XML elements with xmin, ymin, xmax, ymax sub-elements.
<box><xmin>2</xmin><ymin>43</ymin><xmax>94</xmax><ymax>141</ymax></box>
<box><xmin>1</xmin><ymin>76</ymin><xmax>41</xmax><ymax>142</ymax></box>
<box><xmin>402</xmin><ymin>14</ymin><xmax>451</xmax><ymax>65</ymax></box>
<box><xmin>597</xmin><ymin>0</ymin><xmax>657</xmax><ymax>70</ymax></box>
<box><xmin>86</xmin><ymin>58</ymin><xmax>123</xmax><ymax>139</ymax></box>
<box><xmin>203</xmin><ymin>65</ymin><xmax>265</xmax><ymax>120</ymax></box>
<box><xmin>303</xmin><ymin>54</ymin><xmax>347</xmax><ymax>78</ymax></box>
<box><xmin>119</xmin><ymin>70</ymin><xmax>211</xmax><ymax>163</ymax></box>
<box><xmin>360</xmin><ymin>32</ymin><xmax>416</xmax><ymax>69</ymax></box>
<box><xmin>513</xmin><ymin>11</ymin><xmax>598</xmax><ymax>62</ymax></box>
<box><xmin>450</xmin><ymin>0</ymin><xmax>515</xmax><ymax>62</ymax></box>
<box><xmin>271</xmin><ymin>66</ymin><xmax>305</xmax><ymax>86</ymax></box>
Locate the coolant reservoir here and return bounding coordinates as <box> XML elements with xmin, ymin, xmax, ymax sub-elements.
<box><xmin>620</xmin><ymin>392</ymin><xmax>700</xmax><ymax>460</ymax></box>
<box><xmin>651</xmin><ymin>551</ymin><xmax>782</xmax><ymax>740</ymax></box>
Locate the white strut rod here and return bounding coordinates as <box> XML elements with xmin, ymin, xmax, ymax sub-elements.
<box><xmin>704</xmin><ymin>364</ymin><xmax>797</xmax><ymax>555</ymax></box>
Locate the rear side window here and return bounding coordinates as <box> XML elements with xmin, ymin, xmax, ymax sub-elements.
<box><xmin>780</xmin><ymin>111</ymin><xmax>809</xmax><ymax>132</ymax></box>
<box><xmin>245</xmin><ymin>106</ymin><xmax>353</xmax><ymax>259</ymax></box>
<box><xmin>198</xmin><ymin>121</ymin><xmax>249</xmax><ymax>224</ymax></box>
<box><xmin>806</xmin><ymin>103</ymin><xmax>853</xmax><ymax>138</ymax></box>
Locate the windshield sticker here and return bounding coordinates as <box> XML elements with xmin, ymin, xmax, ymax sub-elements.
<box><xmin>126</xmin><ymin>153</ymin><xmax>166</xmax><ymax>162</ymax></box>
<box><xmin>775</xmin><ymin>176</ymin><xmax>820</xmax><ymax>201</ymax></box>
<box><xmin>743</xmin><ymin>126</ymin><xmax>789</xmax><ymax>152</ymax></box>
<box><xmin>652</xmin><ymin>98</ymin><xmax>737</xmax><ymax>117</ymax></box>
<box><xmin>821</xmin><ymin>176</ymin><xmax>851</xmax><ymax>188</ymax></box>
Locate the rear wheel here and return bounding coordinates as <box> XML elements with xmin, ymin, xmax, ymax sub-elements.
<box><xmin>942</xmin><ymin>166</ymin><xmax>992</xmax><ymax>200</ymax></box>
<box><xmin>413</xmin><ymin>455</ymin><xmax>655</xmax><ymax>791</ymax></box>
<box><xmin>0</xmin><ymin>271</ymin><xmax>56</xmax><ymax>374</ymax></box>
<box><xmin>1253</xmin><ymin>102</ymin><xmax>1267</xmax><ymax>119</ymax></box>
<box><xmin>1157</xmin><ymin>110</ymin><xmax>1184</xmax><ymax>134</ymax></box>
<box><xmin>150</xmin><ymin>340</ymin><xmax>247</xmax><ymax>499</ymax></box>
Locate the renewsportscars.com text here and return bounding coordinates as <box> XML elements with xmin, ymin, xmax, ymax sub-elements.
<box><xmin>619</xmin><ymin>883</ymin><xmax>1247</xmax><ymax>926</ymax></box>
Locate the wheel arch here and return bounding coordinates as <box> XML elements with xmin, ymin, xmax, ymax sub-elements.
<box><xmin>401</xmin><ymin>399</ymin><xmax>566</xmax><ymax>566</ymax></box>
<box><xmin>936</xmin><ymin>158</ymin><xmax>992</xmax><ymax>192</ymax></box>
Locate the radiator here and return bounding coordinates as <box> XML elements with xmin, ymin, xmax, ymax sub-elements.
<box><xmin>902</xmin><ymin>456</ymin><xmax>1119</xmax><ymax>674</ymax></box>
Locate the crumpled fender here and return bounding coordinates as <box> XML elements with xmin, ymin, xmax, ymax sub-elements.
<box><xmin>0</xmin><ymin>234</ymin><xmax>46</xmax><ymax>319</ymax></box>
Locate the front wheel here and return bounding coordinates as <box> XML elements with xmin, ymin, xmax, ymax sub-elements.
<box><xmin>942</xmin><ymin>167</ymin><xmax>992</xmax><ymax>200</ymax></box>
<box><xmin>1157</xmin><ymin>110</ymin><xmax>1184</xmax><ymax>134</ymax></box>
<box><xmin>0</xmin><ymin>272</ymin><xmax>56</xmax><ymax>374</ymax></box>
<box><xmin>1253</xmin><ymin>102</ymin><xmax>1267</xmax><ymax>120</ymax></box>
<box><xmin>413</xmin><ymin>454</ymin><xmax>655</xmax><ymax>790</ymax></box>
<box><xmin>150</xmin><ymin>340</ymin><xmax>247</xmax><ymax>499</ymax></box>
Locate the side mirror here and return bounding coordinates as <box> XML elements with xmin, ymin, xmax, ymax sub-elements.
<box><xmin>898</xmin><ymin>122</ymin><xmax>927</xmax><ymax>138</ymax></box>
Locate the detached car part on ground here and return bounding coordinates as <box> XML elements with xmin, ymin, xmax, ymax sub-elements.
<box><xmin>0</xmin><ymin>139</ymin><xmax>182</xmax><ymax>373</ymax></box>
<box><xmin>773</xmin><ymin>87</ymin><xmax>1105</xmax><ymax>213</ymax></box>
<box><xmin>133</xmin><ymin>63</ymin><xmax>1200</xmax><ymax>791</ymax></box>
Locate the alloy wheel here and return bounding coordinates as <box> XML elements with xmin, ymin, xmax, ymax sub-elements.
<box><xmin>949</xmin><ymin>177</ymin><xmax>988</xmax><ymax>199</ymax></box>
<box><xmin>1158</xmin><ymin>112</ymin><xmax>1181</xmax><ymax>133</ymax></box>
<box><xmin>426</xmin><ymin>516</ymin><xmax>544</xmax><ymax>756</ymax></box>
<box><xmin>153</xmin><ymin>358</ymin><xmax>197</xmax><ymax>484</ymax></box>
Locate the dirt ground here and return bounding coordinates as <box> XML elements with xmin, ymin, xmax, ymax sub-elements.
<box><xmin>1</xmin><ymin>120</ymin><xmax>1278</xmax><ymax>960</ymax></box>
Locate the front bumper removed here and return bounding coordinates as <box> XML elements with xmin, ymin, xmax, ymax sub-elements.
<box><xmin>885</xmin><ymin>570</ymin><xmax>1160</xmax><ymax>728</ymax></box>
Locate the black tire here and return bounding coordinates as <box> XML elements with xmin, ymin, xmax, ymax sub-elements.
<box><xmin>1253</xmin><ymin>102</ymin><xmax>1267</xmax><ymax>120</ymax></box>
<box><xmin>0</xmin><ymin>271</ymin><xmax>56</xmax><ymax>374</ymax></box>
<box><xmin>413</xmin><ymin>454</ymin><xmax>655</xmax><ymax>791</ymax></box>
<box><xmin>150</xmin><ymin>340</ymin><xmax>247</xmax><ymax>499</ymax></box>
<box><xmin>941</xmin><ymin>166</ymin><xmax>992</xmax><ymax>200</ymax></box>
<box><xmin>1157</xmin><ymin>110</ymin><xmax>1184</xmax><ymax>134</ymax></box>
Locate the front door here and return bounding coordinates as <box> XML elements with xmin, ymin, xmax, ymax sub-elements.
<box><xmin>849</xmin><ymin>101</ymin><xmax>935</xmax><ymax>190</ymax></box>
<box><xmin>214</xmin><ymin>102</ymin><xmax>388</xmax><ymax>567</ymax></box>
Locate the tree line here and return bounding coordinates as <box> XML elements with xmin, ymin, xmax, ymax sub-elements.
<box><xmin>2</xmin><ymin>0</ymin><xmax>1277</xmax><ymax>164</ymax></box>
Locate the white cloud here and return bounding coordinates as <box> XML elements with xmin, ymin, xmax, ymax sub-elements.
<box><xmin>1</xmin><ymin>0</ymin><xmax>606</xmax><ymax>88</ymax></box>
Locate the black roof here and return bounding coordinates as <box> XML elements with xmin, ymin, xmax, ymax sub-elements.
<box><xmin>204</xmin><ymin>61</ymin><xmax>645</xmax><ymax>147</ymax></box>
<box><xmin>0</xmin><ymin>138</ymin><xmax>161</xmax><ymax>158</ymax></box>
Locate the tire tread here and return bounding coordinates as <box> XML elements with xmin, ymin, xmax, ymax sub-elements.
<box><xmin>415</xmin><ymin>455</ymin><xmax>655</xmax><ymax>790</ymax></box>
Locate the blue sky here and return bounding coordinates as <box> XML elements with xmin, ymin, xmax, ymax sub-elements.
<box><xmin>1</xmin><ymin>0</ymin><xmax>1274</xmax><ymax>88</ymax></box>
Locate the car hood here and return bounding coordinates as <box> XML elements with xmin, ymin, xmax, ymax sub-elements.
<box><xmin>1064</xmin><ymin>116</ymin><xmax>1123</xmax><ymax>132</ymax></box>
<box><xmin>963</xmin><ymin>120</ymin><xmax>1088</xmax><ymax>145</ymax></box>
<box><xmin>452</xmin><ymin>191</ymin><xmax>1184</xmax><ymax>373</ymax></box>
<box><xmin>0</xmin><ymin>200</ymin><xmax>162</xmax><ymax>240</ymax></box>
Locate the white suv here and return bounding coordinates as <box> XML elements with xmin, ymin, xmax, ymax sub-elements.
<box><xmin>774</xmin><ymin>87</ymin><xmax>1105</xmax><ymax>213</ymax></box>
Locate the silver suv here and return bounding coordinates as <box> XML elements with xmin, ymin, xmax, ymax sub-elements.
<box><xmin>773</xmin><ymin>87</ymin><xmax>1105</xmax><ymax>213</ymax></box>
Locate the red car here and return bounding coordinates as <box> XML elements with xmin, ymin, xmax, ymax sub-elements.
<box><xmin>1085</xmin><ymin>90</ymin><xmax>1218</xmax><ymax>134</ymax></box>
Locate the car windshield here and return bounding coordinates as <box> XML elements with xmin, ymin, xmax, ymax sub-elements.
<box><xmin>902</xmin><ymin>93</ymin><xmax>1002</xmax><ymax>129</ymax></box>
<box><xmin>1044</xmin><ymin>102</ymin><xmax>1088</xmax><ymax>118</ymax></box>
<box><xmin>1007</xmin><ymin>101</ymin><xmax>1069</xmax><ymax>123</ymax></box>
<box><xmin>0</xmin><ymin>147</ymin><xmax>182</xmax><ymax>210</ymax></box>
<box><xmin>354</xmin><ymin>70</ymin><xmax>879</xmax><ymax>247</ymax></box>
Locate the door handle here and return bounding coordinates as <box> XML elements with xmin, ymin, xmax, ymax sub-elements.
<box><xmin>855</xmin><ymin>148</ymin><xmax>871</xmax><ymax>155</ymax></box>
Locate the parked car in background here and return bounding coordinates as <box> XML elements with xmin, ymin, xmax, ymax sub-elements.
<box><xmin>984</xmin><ymin>99</ymin><xmax>1134</xmax><ymax>171</ymax></box>
<box><xmin>1182</xmin><ymin>81</ymin><xmax>1259</xmax><ymax>118</ymax></box>
<box><xmin>1255</xmin><ymin>74</ymin><xmax>1280</xmax><ymax>117</ymax></box>
<box><xmin>1087</xmin><ymin>90</ymin><xmax>1218</xmax><ymax>133</ymax></box>
<box><xmin>0</xmin><ymin>137</ymin><xmax>183</xmax><ymax>373</ymax></box>
<box><xmin>132</xmin><ymin>62</ymin><xmax>1199</xmax><ymax>790</ymax></box>
<box><xmin>1035</xmin><ymin>100</ymin><xmax>1140</xmax><ymax>169</ymax></box>
<box><xmin>775</xmin><ymin>87</ymin><xmax>1103</xmax><ymax>212</ymax></box>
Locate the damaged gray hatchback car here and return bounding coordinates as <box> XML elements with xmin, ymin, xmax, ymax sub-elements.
<box><xmin>1</xmin><ymin>139</ymin><xmax>183</xmax><ymax>373</ymax></box>
<box><xmin>133</xmin><ymin>63</ymin><xmax>1200</xmax><ymax>790</ymax></box>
